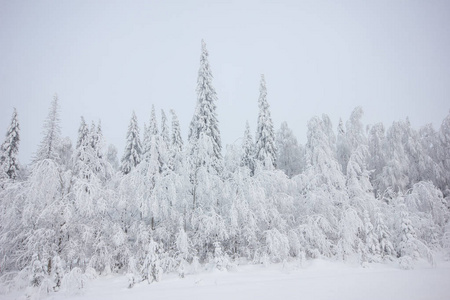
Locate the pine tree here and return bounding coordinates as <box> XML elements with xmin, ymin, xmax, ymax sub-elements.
<box><xmin>160</xmin><ymin>109</ymin><xmax>170</xmax><ymax>147</ymax></box>
<box><xmin>121</xmin><ymin>111</ymin><xmax>142</xmax><ymax>174</ymax></box>
<box><xmin>34</xmin><ymin>94</ymin><xmax>61</xmax><ymax>163</ymax></box>
<box><xmin>76</xmin><ymin>117</ymin><xmax>89</xmax><ymax>150</ymax></box>
<box><xmin>170</xmin><ymin>109</ymin><xmax>183</xmax><ymax>153</ymax></box>
<box><xmin>188</xmin><ymin>40</ymin><xmax>222</xmax><ymax>173</ymax></box>
<box><xmin>241</xmin><ymin>121</ymin><xmax>255</xmax><ymax>174</ymax></box>
<box><xmin>169</xmin><ymin>109</ymin><xmax>184</xmax><ymax>173</ymax></box>
<box><xmin>0</xmin><ymin>108</ymin><xmax>20</xmax><ymax>180</ymax></box>
<box><xmin>255</xmin><ymin>74</ymin><xmax>277</xmax><ymax>169</ymax></box>
<box><xmin>159</xmin><ymin>109</ymin><xmax>170</xmax><ymax>170</ymax></box>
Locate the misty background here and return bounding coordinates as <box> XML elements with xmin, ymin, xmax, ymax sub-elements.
<box><xmin>1</xmin><ymin>0</ymin><xmax>449</xmax><ymax>164</ymax></box>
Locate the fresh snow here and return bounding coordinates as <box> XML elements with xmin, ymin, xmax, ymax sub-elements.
<box><xmin>5</xmin><ymin>259</ymin><xmax>449</xmax><ymax>300</ymax></box>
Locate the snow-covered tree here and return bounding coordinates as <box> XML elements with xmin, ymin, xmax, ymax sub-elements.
<box><xmin>121</xmin><ymin>111</ymin><xmax>142</xmax><ymax>174</ymax></box>
<box><xmin>255</xmin><ymin>74</ymin><xmax>277</xmax><ymax>169</ymax></box>
<box><xmin>336</xmin><ymin>118</ymin><xmax>350</xmax><ymax>175</ymax></box>
<box><xmin>368</xmin><ymin>123</ymin><xmax>387</xmax><ymax>196</ymax></box>
<box><xmin>34</xmin><ymin>94</ymin><xmax>61</xmax><ymax>163</ymax></box>
<box><xmin>276</xmin><ymin>121</ymin><xmax>302</xmax><ymax>177</ymax></box>
<box><xmin>170</xmin><ymin>109</ymin><xmax>183</xmax><ymax>153</ymax></box>
<box><xmin>188</xmin><ymin>40</ymin><xmax>222</xmax><ymax>174</ymax></box>
<box><xmin>0</xmin><ymin>108</ymin><xmax>20</xmax><ymax>180</ymax></box>
<box><xmin>438</xmin><ymin>111</ymin><xmax>450</xmax><ymax>195</ymax></box>
<box><xmin>241</xmin><ymin>121</ymin><xmax>255</xmax><ymax>174</ymax></box>
<box><xmin>107</xmin><ymin>144</ymin><xmax>119</xmax><ymax>170</ymax></box>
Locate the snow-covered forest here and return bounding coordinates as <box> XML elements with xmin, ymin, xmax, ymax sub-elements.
<box><xmin>1</xmin><ymin>41</ymin><xmax>450</xmax><ymax>298</ymax></box>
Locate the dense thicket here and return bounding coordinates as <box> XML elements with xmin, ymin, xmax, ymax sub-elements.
<box><xmin>1</xmin><ymin>42</ymin><xmax>449</xmax><ymax>298</ymax></box>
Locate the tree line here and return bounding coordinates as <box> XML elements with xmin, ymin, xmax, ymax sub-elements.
<box><xmin>1</xmin><ymin>40</ymin><xmax>449</xmax><ymax>297</ymax></box>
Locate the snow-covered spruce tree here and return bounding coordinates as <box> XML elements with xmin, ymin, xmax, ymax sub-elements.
<box><xmin>161</xmin><ymin>109</ymin><xmax>170</xmax><ymax>149</ymax></box>
<box><xmin>188</xmin><ymin>40</ymin><xmax>222</xmax><ymax>174</ymax></box>
<box><xmin>121</xmin><ymin>111</ymin><xmax>142</xmax><ymax>174</ymax></box>
<box><xmin>276</xmin><ymin>121</ymin><xmax>303</xmax><ymax>178</ymax></box>
<box><xmin>0</xmin><ymin>108</ymin><xmax>20</xmax><ymax>181</ymax></box>
<box><xmin>76</xmin><ymin>117</ymin><xmax>89</xmax><ymax>150</ymax></box>
<box><xmin>368</xmin><ymin>123</ymin><xmax>387</xmax><ymax>196</ymax></box>
<box><xmin>374</xmin><ymin>208</ymin><xmax>395</xmax><ymax>260</ymax></box>
<box><xmin>255</xmin><ymin>74</ymin><xmax>277</xmax><ymax>170</ymax></box>
<box><xmin>170</xmin><ymin>109</ymin><xmax>184</xmax><ymax>172</ymax></box>
<box><xmin>397</xmin><ymin>208</ymin><xmax>420</xmax><ymax>269</ymax></box>
<box><xmin>34</xmin><ymin>94</ymin><xmax>61</xmax><ymax>163</ymax></box>
<box><xmin>170</xmin><ymin>109</ymin><xmax>183</xmax><ymax>153</ymax></box>
<box><xmin>141</xmin><ymin>238</ymin><xmax>163</xmax><ymax>283</ymax></box>
<box><xmin>186</xmin><ymin>42</ymin><xmax>226</xmax><ymax>251</ymax></box>
<box><xmin>159</xmin><ymin>109</ymin><xmax>171</xmax><ymax>172</ymax></box>
<box><xmin>363</xmin><ymin>210</ymin><xmax>381</xmax><ymax>262</ymax></box>
<box><xmin>241</xmin><ymin>121</ymin><xmax>255</xmax><ymax>175</ymax></box>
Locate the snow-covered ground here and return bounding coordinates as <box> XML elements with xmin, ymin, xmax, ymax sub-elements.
<box><xmin>5</xmin><ymin>259</ymin><xmax>449</xmax><ymax>300</ymax></box>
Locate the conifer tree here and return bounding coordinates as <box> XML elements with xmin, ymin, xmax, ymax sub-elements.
<box><xmin>188</xmin><ymin>40</ymin><xmax>222</xmax><ymax>173</ymax></box>
<box><xmin>76</xmin><ymin>117</ymin><xmax>89</xmax><ymax>150</ymax></box>
<box><xmin>170</xmin><ymin>109</ymin><xmax>183</xmax><ymax>153</ymax></box>
<box><xmin>255</xmin><ymin>74</ymin><xmax>277</xmax><ymax>169</ymax></box>
<box><xmin>241</xmin><ymin>121</ymin><xmax>255</xmax><ymax>174</ymax></box>
<box><xmin>170</xmin><ymin>109</ymin><xmax>184</xmax><ymax>173</ymax></box>
<box><xmin>0</xmin><ymin>108</ymin><xmax>20</xmax><ymax>180</ymax></box>
<box><xmin>34</xmin><ymin>94</ymin><xmax>61</xmax><ymax>163</ymax></box>
<box><xmin>121</xmin><ymin>111</ymin><xmax>142</xmax><ymax>174</ymax></box>
<box><xmin>161</xmin><ymin>109</ymin><xmax>170</xmax><ymax>147</ymax></box>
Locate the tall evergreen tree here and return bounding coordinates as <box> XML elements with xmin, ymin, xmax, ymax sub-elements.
<box><xmin>161</xmin><ymin>109</ymin><xmax>170</xmax><ymax>147</ymax></box>
<box><xmin>241</xmin><ymin>121</ymin><xmax>255</xmax><ymax>174</ymax></box>
<box><xmin>121</xmin><ymin>111</ymin><xmax>142</xmax><ymax>174</ymax></box>
<box><xmin>255</xmin><ymin>74</ymin><xmax>277</xmax><ymax>169</ymax></box>
<box><xmin>0</xmin><ymin>108</ymin><xmax>20</xmax><ymax>180</ymax></box>
<box><xmin>188</xmin><ymin>40</ymin><xmax>222</xmax><ymax>173</ymax></box>
<box><xmin>76</xmin><ymin>117</ymin><xmax>89</xmax><ymax>150</ymax></box>
<box><xmin>34</xmin><ymin>94</ymin><xmax>61</xmax><ymax>163</ymax></box>
<box><xmin>170</xmin><ymin>109</ymin><xmax>183</xmax><ymax>153</ymax></box>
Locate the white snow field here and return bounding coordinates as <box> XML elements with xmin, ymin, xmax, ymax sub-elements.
<box><xmin>6</xmin><ymin>259</ymin><xmax>450</xmax><ymax>300</ymax></box>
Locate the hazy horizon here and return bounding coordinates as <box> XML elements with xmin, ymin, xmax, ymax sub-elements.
<box><xmin>1</xmin><ymin>0</ymin><xmax>449</xmax><ymax>164</ymax></box>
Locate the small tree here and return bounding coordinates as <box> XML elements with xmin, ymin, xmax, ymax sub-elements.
<box><xmin>121</xmin><ymin>111</ymin><xmax>142</xmax><ymax>174</ymax></box>
<box><xmin>34</xmin><ymin>94</ymin><xmax>61</xmax><ymax>163</ymax></box>
<box><xmin>241</xmin><ymin>121</ymin><xmax>255</xmax><ymax>175</ymax></box>
<box><xmin>0</xmin><ymin>108</ymin><xmax>20</xmax><ymax>180</ymax></box>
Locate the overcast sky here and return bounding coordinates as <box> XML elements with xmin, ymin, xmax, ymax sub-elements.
<box><xmin>1</xmin><ymin>0</ymin><xmax>449</xmax><ymax>164</ymax></box>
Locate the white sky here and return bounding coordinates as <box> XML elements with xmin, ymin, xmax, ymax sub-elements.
<box><xmin>1</xmin><ymin>0</ymin><xmax>449</xmax><ymax>164</ymax></box>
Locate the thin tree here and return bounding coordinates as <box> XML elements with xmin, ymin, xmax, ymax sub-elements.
<box><xmin>121</xmin><ymin>111</ymin><xmax>142</xmax><ymax>174</ymax></box>
<box><xmin>0</xmin><ymin>108</ymin><xmax>20</xmax><ymax>180</ymax></box>
<box><xmin>34</xmin><ymin>94</ymin><xmax>61</xmax><ymax>163</ymax></box>
<box><xmin>255</xmin><ymin>74</ymin><xmax>277</xmax><ymax>169</ymax></box>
